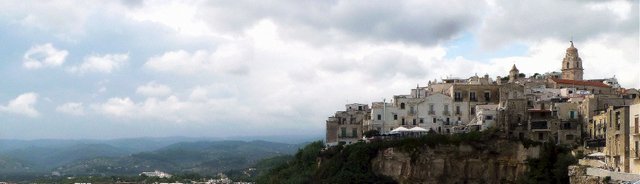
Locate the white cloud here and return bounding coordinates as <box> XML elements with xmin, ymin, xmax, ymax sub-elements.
<box><xmin>136</xmin><ymin>81</ymin><xmax>172</xmax><ymax>97</ymax></box>
<box><xmin>478</xmin><ymin>0</ymin><xmax>637</xmax><ymax>48</ymax></box>
<box><xmin>22</xmin><ymin>43</ymin><xmax>68</xmax><ymax>69</ymax></box>
<box><xmin>56</xmin><ymin>102</ymin><xmax>85</xmax><ymax>116</ymax></box>
<box><xmin>68</xmin><ymin>53</ymin><xmax>129</xmax><ymax>74</ymax></box>
<box><xmin>144</xmin><ymin>43</ymin><xmax>251</xmax><ymax>75</ymax></box>
<box><xmin>0</xmin><ymin>93</ymin><xmax>39</xmax><ymax>118</ymax></box>
<box><xmin>94</xmin><ymin>87</ymin><xmax>250</xmax><ymax>123</ymax></box>
<box><xmin>95</xmin><ymin>97</ymin><xmax>136</xmax><ymax>118</ymax></box>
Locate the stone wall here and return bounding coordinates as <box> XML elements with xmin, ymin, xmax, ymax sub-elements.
<box><xmin>371</xmin><ymin>140</ymin><xmax>539</xmax><ymax>184</ymax></box>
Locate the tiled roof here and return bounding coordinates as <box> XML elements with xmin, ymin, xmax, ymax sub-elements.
<box><xmin>551</xmin><ymin>78</ymin><xmax>610</xmax><ymax>88</ymax></box>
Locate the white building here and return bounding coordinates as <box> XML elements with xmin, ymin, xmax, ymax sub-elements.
<box><xmin>140</xmin><ymin>170</ymin><xmax>172</xmax><ymax>178</ymax></box>
<box><xmin>475</xmin><ymin>104</ymin><xmax>499</xmax><ymax>131</ymax></box>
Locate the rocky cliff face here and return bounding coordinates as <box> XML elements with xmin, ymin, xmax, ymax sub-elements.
<box><xmin>568</xmin><ymin>165</ymin><xmax>611</xmax><ymax>184</ymax></box>
<box><xmin>371</xmin><ymin>140</ymin><xmax>540</xmax><ymax>184</ymax></box>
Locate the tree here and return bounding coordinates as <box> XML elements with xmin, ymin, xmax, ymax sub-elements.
<box><xmin>363</xmin><ymin>130</ymin><xmax>380</xmax><ymax>138</ymax></box>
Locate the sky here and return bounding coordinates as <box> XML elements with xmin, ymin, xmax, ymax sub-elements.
<box><xmin>0</xmin><ymin>0</ymin><xmax>638</xmax><ymax>140</ymax></box>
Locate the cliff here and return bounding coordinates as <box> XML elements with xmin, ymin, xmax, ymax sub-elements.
<box><xmin>258</xmin><ymin>133</ymin><xmax>576</xmax><ymax>184</ymax></box>
<box><xmin>371</xmin><ymin>139</ymin><xmax>540</xmax><ymax>184</ymax></box>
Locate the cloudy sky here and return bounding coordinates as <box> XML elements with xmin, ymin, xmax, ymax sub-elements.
<box><xmin>0</xmin><ymin>0</ymin><xmax>637</xmax><ymax>140</ymax></box>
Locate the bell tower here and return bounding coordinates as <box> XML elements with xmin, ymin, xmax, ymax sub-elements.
<box><xmin>561</xmin><ymin>41</ymin><xmax>584</xmax><ymax>80</ymax></box>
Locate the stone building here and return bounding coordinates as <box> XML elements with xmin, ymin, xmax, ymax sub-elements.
<box><xmin>581</xmin><ymin>94</ymin><xmax>635</xmax><ymax>142</ymax></box>
<box><xmin>326</xmin><ymin>103</ymin><xmax>370</xmax><ymax>146</ymax></box>
<box><xmin>527</xmin><ymin>101</ymin><xmax>557</xmax><ymax>142</ymax></box>
<box><xmin>496</xmin><ymin>83</ymin><xmax>529</xmax><ymax>139</ymax></box>
<box><xmin>561</xmin><ymin>41</ymin><xmax>584</xmax><ymax>80</ymax></box>
<box><xmin>628</xmin><ymin>102</ymin><xmax>640</xmax><ymax>174</ymax></box>
<box><xmin>509</xmin><ymin>64</ymin><xmax>519</xmax><ymax>83</ymax></box>
<box><xmin>602</xmin><ymin>106</ymin><xmax>631</xmax><ymax>172</ymax></box>
<box><xmin>587</xmin><ymin>110</ymin><xmax>608</xmax><ymax>150</ymax></box>
<box><xmin>554</xmin><ymin>102</ymin><xmax>582</xmax><ymax>145</ymax></box>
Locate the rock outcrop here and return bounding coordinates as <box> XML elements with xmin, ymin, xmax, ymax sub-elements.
<box><xmin>371</xmin><ymin>140</ymin><xmax>539</xmax><ymax>184</ymax></box>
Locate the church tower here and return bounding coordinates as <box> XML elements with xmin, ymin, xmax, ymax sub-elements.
<box><xmin>509</xmin><ymin>64</ymin><xmax>519</xmax><ymax>83</ymax></box>
<box><xmin>561</xmin><ymin>41</ymin><xmax>584</xmax><ymax>80</ymax></box>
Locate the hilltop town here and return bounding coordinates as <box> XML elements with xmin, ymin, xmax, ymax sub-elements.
<box><xmin>325</xmin><ymin>41</ymin><xmax>640</xmax><ymax>180</ymax></box>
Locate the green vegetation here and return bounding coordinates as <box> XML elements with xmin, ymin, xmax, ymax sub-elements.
<box><xmin>32</xmin><ymin>173</ymin><xmax>211</xmax><ymax>184</ymax></box>
<box><xmin>363</xmin><ymin>130</ymin><xmax>380</xmax><ymax>138</ymax></box>
<box><xmin>258</xmin><ymin>130</ymin><xmax>503</xmax><ymax>184</ymax></box>
<box><xmin>56</xmin><ymin>140</ymin><xmax>299</xmax><ymax>175</ymax></box>
<box><xmin>224</xmin><ymin>155</ymin><xmax>293</xmax><ymax>181</ymax></box>
<box><xmin>518</xmin><ymin>143</ymin><xmax>577</xmax><ymax>184</ymax></box>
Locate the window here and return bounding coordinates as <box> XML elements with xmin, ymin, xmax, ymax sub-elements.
<box><xmin>454</xmin><ymin>91</ymin><xmax>462</xmax><ymax>101</ymax></box>
<box><xmin>531</xmin><ymin>121</ymin><xmax>548</xmax><ymax>129</ymax></box>
<box><xmin>566</xmin><ymin>134</ymin><xmax>574</xmax><ymax>140</ymax></box>
<box><xmin>377</xmin><ymin>114</ymin><xmax>382</xmax><ymax>120</ymax></box>
<box><xmin>420</xmin><ymin>118</ymin><xmax>424</xmax><ymax>123</ymax></box>
<box><xmin>484</xmin><ymin>91</ymin><xmax>491</xmax><ymax>101</ymax></box>
<box><xmin>566</xmin><ymin>62</ymin><xmax>569</xmax><ymax>68</ymax></box>
<box><xmin>393</xmin><ymin>114</ymin><xmax>398</xmax><ymax>120</ymax></box>
<box><xmin>429</xmin><ymin>104</ymin><xmax>435</xmax><ymax>114</ymax></box>
<box><xmin>410</xmin><ymin>107</ymin><xmax>414</xmax><ymax>114</ymax></box>
<box><xmin>341</xmin><ymin>128</ymin><xmax>347</xmax><ymax>138</ymax></box>
<box><xmin>634</xmin><ymin>141</ymin><xmax>638</xmax><ymax>158</ymax></box>
<box><xmin>401</xmin><ymin>118</ymin><xmax>405</xmax><ymax>125</ymax></box>
<box><xmin>538</xmin><ymin>132</ymin><xmax>544</xmax><ymax>140</ymax></box>
<box><xmin>456</xmin><ymin>106</ymin><xmax>461</xmax><ymax>115</ymax></box>
<box><xmin>635</xmin><ymin>116</ymin><xmax>639</xmax><ymax>134</ymax></box>
<box><xmin>412</xmin><ymin>119</ymin><xmax>416</xmax><ymax>125</ymax></box>
<box><xmin>400</xmin><ymin>103</ymin><xmax>405</xmax><ymax>109</ymax></box>
<box><xmin>444</xmin><ymin>104</ymin><xmax>449</xmax><ymax>114</ymax></box>
<box><xmin>470</xmin><ymin>92</ymin><xmax>477</xmax><ymax>101</ymax></box>
<box><xmin>358</xmin><ymin>106</ymin><xmax>363</xmax><ymax>111</ymax></box>
<box><xmin>485</xmin><ymin>115</ymin><xmax>493</xmax><ymax>120</ymax></box>
<box><xmin>616</xmin><ymin>112</ymin><xmax>621</xmax><ymax>130</ymax></box>
<box><xmin>570</xmin><ymin>111</ymin><xmax>576</xmax><ymax>119</ymax></box>
<box><xmin>433</xmin><ymin>118</ymin><xmax>436</xmax><ymax>124</ymax></box>
<box><xmin>470</xmin><ymin>107</ymin><xmax>475</xmax><ymax>115</ymax></box>
<box><xmin>446</xmin><ymin>118</ymin><xmax>450</xmax><ymax>125</ymax></box>
<box><xmin>352</xmin><ymin>128</ymin><xmax>358</xmax><ymax>138</ymax></box>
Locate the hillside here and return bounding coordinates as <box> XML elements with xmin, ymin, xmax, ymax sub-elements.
<box><xmin>55</xmin><ymin>140</ymin><xmax>301</xmax><ymax>175</ymax></box>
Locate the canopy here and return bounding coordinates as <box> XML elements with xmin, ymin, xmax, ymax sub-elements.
<box><xmin>390</xmin><ymin>127</ymin><xmax>410</xmax><ymax>134</ymax></box>
<box><xmin>408</xmin><ymin>127</ymin><xmax>428</xmax><ymax>132</ymax></box>
<box><xmin>588</xmin><ymin>152</ymin><xmax>605</xmax><ymax>157</ymax></box>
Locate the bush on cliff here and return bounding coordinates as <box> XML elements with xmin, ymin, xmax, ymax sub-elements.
<box><xmin>519</xmin><ymin>143</ymin><xmax>577</xmax><ymax>184</ymax></box>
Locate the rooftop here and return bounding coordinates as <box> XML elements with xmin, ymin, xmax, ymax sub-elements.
<box><xmin>550</xmin><ymin>78</ymin><xmax>610</xmax><ymax>88</ymax></box>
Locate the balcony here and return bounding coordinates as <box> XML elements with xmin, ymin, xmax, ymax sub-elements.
<box><xmin>428</xmin><ymin>111</ymin><xmax>435</xmax><ymax>115</ymax></box>
<box><xmin>443</xmin><ymin>111</ymin><xmax>450</xmax><ymax>116</ymax></box>
<box><xmin>530</xmin><ymin>121</ymin><xmax>549</xmax><ymax>131</ymax></box>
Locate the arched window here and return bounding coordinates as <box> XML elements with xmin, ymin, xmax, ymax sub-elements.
<box><xmin>566</xmin><ymin>62</ymin><xmax>570</xmax><ymax>68</ymax></box>
<box><xmin>400</xmin><ymin>103</ymin><xmax>405</xmax><ymax>109</ymax></box>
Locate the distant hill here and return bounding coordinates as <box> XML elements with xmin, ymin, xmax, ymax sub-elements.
<box><xmin>55</xmin><ymin>140</ymin><xmax>302</xmax><ymax>176</ymax></box>
<box><xmin>0</xmin><ymin>143</ymin><xmax>131</xmax><ymax>172</ymax></box>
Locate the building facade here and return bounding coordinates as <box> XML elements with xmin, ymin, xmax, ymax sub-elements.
<box><xmin>326</xmin><ymin>103</ymin><xmax>370</xmax><ymax>145</ymax></box>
